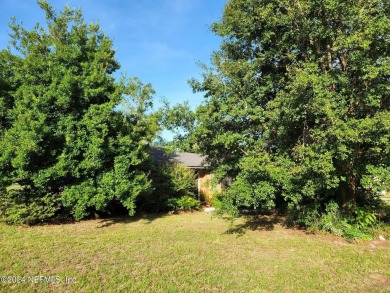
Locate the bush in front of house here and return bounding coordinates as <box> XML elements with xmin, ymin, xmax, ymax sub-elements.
<box><xmin>137</xmin><ymin>162</ymin><xmax>199</xmax><ymax>212</ymax></box>
<box><xmin>167</xmin><ymin>196</ymin><xmax>201</xmax><ymax>212</ymax></box>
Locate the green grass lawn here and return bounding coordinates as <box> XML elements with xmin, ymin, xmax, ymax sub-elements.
<box><xmin>0</xmin><ymin>212</ymin><xmax>389</xmax><ymax>292</ymax></box>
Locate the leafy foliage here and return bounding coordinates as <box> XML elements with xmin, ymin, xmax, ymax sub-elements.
<box><xmin>286</xmin><ymin>201</ymin><xmax>386</xmax><ymax>241</ymax></box>
<box><xmin>192</xmin><ymin>0</ymin><xmax>390</xmax><ymax>222</ymax></box>
<box><xmin>0</xmin><ymin>188</ymin><xmax>60</xmax><ymax>225</ymax></box>
<box><xmin>212</xmin><ymin>192</ymin><xmax>240</xmax><ymax>219</ymax></box>
<box><xmin>155</xmin><ymin>100</ymin><xmax>199</xmax><ymax>152</ymax></box>
<box><xmin>0</xmin><ymin>1</ymin><xmax>156</xmax><ymax>223</ymax></box>
<box><xmin>167</xmin><ymin>196</ymin><xmax>201</xmax><ymax>212</ymax></box>
<box><xmin>352</xmin><ymin>207</ymin><xmax>377</xmax><ymax>229</ymax></box>
<box><xmin>138</xmin><ymin>162</ymin><xmax>198</xmax><ymax>212</ymax></box>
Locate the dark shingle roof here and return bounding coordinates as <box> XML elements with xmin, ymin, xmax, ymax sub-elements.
<box><xmin>150</xmin><ymin>147</ymin><xmax>210</xmax><ymax>169</ymax></box>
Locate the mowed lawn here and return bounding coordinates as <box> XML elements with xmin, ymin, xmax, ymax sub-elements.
<box><xmin>1</xmin><ymin>212</ymin><xmax>389</xmax><ymax>292</ymax></box>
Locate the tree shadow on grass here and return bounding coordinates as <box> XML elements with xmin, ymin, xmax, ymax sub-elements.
<box><xmin>224</xmin><ymin>214</ymin><xmax>283</xmax><ymax>237</ymax></box>
<box><xmin>30</xmin><ymin>212</ymin><xmax>167</xmax><ymax>228</ymax></box>
<box><xmin>96</xmin><ymin>213</ymin><xmax>167</xmax><ymax>228</ymax></box>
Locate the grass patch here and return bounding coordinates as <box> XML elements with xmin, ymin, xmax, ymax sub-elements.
<box><xmin>1</xmin><ymin>212</ymin><xmax>389</xmax><ymax>292</ymax></box>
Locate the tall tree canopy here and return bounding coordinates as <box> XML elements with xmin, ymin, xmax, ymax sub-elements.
<box><xmin>155</xmin><ymin>100</ymin><xmax>199</xmax><ymax>152</ymax></box>
<box><xmin>192</xmin><ymin>0</ymin><xmax>389</xmax><ymax>211</ymax></box>
<box><xmin>0</xmin><ymin>1</ymin><xmax>157</xmax><ymax>223</ymax></box>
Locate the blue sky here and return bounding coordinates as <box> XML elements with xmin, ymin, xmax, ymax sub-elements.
<box><xmin>0</xmin><ymin>0</ymin><xmax>226</xmax><ymax>138</ymax></box>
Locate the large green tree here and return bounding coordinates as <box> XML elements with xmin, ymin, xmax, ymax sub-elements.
<box><xmin>192</xmin><ymin>0</ymin><xmax>389</xmax><ymax>211</ymax></box>
<box><xmin>155</xmin><ymin>100</ymin><xmax>199</xmax><ymax>152</ymax></box>
<box><xmin>0</xmin><ymin>1</ymin><xmax>156</xmax><ymax>223</ymax></box>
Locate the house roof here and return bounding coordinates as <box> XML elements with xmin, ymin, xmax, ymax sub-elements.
<box><xmin>150</xmin><ymin>147</ymin><xmax>210</xmax><ymax>169</ymax></box>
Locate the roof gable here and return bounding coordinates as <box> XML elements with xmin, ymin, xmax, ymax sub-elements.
<box><xmin>150</xmin><ymin>147</ymin><xmax>209</xmax><ymax>169</ymax></box>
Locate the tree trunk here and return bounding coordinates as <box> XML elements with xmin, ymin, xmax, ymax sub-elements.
<box><xmin>338</xmin><ymin>160</ymin><xmax>356</xmax><ymax>208</ymax></box>
<box><xmin>338</xmin><ymin>177</ymin><xmax>356</xmax><ymax>208</ymax></box>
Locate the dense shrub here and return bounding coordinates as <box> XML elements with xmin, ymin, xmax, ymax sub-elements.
<box><xmin>286</xmin><ymin>201</ymin><xmax>390</xmax><ymax>241</ymax></box>
<box><xmin>167</xmin><ymin>196</ymin><xmax>200</xmax><ymax>212</ymax></box>
<box><xmin>0</xmin><ymin>2</ymin><xmax>156</xmax><ymax>224</ymax></box>
<box><xmin>0</xmin><ymin>188</ymin><xmax>61</xmax><ymax>225</ymax></box>
<box><xmin>137</xmin><ymin>163</ymin><xmax>198</xmax><ymax>212</ymax></box>
<box><xmin>211</xmin><ymin>192</ymin><xmax>239</xmax><ymax>219</ymax></box>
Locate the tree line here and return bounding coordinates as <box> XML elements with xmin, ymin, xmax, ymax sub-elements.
<box><xmin>1</xmin><ymin>1</ymin><xmax>389</xmax><ymax>236</ymax></box>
